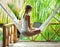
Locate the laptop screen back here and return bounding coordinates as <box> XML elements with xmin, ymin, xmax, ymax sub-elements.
<box><xmin>33</xmin><ymin>22</ymin><xmax>42</xmax><ymax>28</ymax></box>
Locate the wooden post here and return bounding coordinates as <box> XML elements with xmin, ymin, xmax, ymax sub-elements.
<box><xmin>7</xmin><ymin>28</ymin><xmax>10</xmax><ymax>46</ymax></box>
<box><xmin>10</xmin><ymin>27</ymin><xmax>13</xmax><ymax>43</ymax></box>
<box><xmin>3</xmin><ymin>25</ymin><xmax>6</xmax><ymax>47</ymax></box>
<box><xmin>13</xmin><ymin>25</ymin><xmax>17</xmax><ymax>43</ymax></box>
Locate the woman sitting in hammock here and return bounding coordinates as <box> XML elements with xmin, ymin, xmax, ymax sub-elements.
<box><xmin>20</xmin><ymin>5</ymin><xmax>41</xmax><ymax>37</ymax></box>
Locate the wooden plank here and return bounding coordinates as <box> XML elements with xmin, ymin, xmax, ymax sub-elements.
<box><xmin>3</xmin><ymin>25</ymin><xmax>6</xmax><ymax>47</ymax></box>
<box><xmin>49</xmin><ymin>22</ymin><xmax>60</xmax><ymax>25</ymax></box>
<box><xmin>13</xmin><ymin>25</ymin><xmax>17</xmax><ymax>43</ymax></box>
<box><xmin>4</xmin><ymin>23</ymin><xmax>14</xmax><ymax>28</ymax></box>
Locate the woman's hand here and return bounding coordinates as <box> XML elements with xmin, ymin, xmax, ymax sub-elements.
<box><xmin>28</xmin><ymin>27</ymin><xmax>35</xmax><ymax>31</ymax></box>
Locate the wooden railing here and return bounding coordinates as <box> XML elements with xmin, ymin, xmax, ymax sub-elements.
<box><xmin>2</xmin><ymin>22</ymin><xmax>60</xmax><ymax>47</ymax></box>
<box><xmin>26</xmin><ymin>22</ymin><xmax>60</xmax><ymax>42</ymax></box>
<box><xmin>3</xmin><ymin>23</ymin><xmax>17</xmax><ymax>47</ymax></box>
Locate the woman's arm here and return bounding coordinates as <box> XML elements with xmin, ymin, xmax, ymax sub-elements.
<box><xmin>25</xmin><ymin>15</ymin><xmax>35</xmax><ymax>30</ymax></box>
<box><xmin>24</xmin><ymin>15</ymin><xmax>32</xmax><ymax>29</ymax></box>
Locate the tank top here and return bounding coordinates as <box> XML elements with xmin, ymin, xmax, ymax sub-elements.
<box><xmin>21</xmin><ymin>13</ymin><xmax>28</xmax><ymax>31</ymax></box>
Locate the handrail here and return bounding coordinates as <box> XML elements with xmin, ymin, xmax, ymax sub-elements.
<box><xmin>49</xmin><ymin>22</ymin><xmax>60</xmax><ymax>25</ymax></box>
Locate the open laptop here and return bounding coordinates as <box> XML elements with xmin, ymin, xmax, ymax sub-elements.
<box><xmin>33</xmin><ymin>22</ymin><xmax>42</xmax><ymax>28</ymax></box>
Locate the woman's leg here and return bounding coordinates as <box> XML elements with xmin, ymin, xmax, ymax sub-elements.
<box><xmin>26</xmin><ymin>29</ymin><xmax>41</xmax><ymax>36</ymax></box>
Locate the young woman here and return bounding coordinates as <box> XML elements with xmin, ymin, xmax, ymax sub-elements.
<box><xmin>20</xmin><ymin>5</ymin><xmax>41</xmax><ymax>37</ymax></box>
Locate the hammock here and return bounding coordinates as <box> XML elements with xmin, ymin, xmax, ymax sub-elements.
<box><xmin>0</xmin><ymin>2</ymin><xmax>60</xmax><ymax>35</ymax></box>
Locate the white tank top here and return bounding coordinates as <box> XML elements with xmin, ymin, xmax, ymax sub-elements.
<box><xmin>21</xmin><ymin>14</ymin><xmax>28</xmax><ymax>31</ymax></box>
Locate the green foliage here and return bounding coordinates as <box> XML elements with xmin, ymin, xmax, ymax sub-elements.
<box><xmin>8</xmin><ymin>3</ymin><xmax>20</xmax><ymax>20</ymax></box>
<box><xmin>0</xmin><ymin>0</ymin><xmax>60</xmax><ymax>41</ymax></box>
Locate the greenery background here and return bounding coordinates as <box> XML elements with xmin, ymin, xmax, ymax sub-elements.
<box><xmin>0</xmin><ymin>0</ymin><xmax>60</xmax><ymax>41</ymax></box>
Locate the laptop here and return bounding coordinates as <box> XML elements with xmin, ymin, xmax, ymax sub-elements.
<box><xmin>33</xmin><ymin>22</ymin><xmax>42</xmax><ymax>28</ymax></box>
